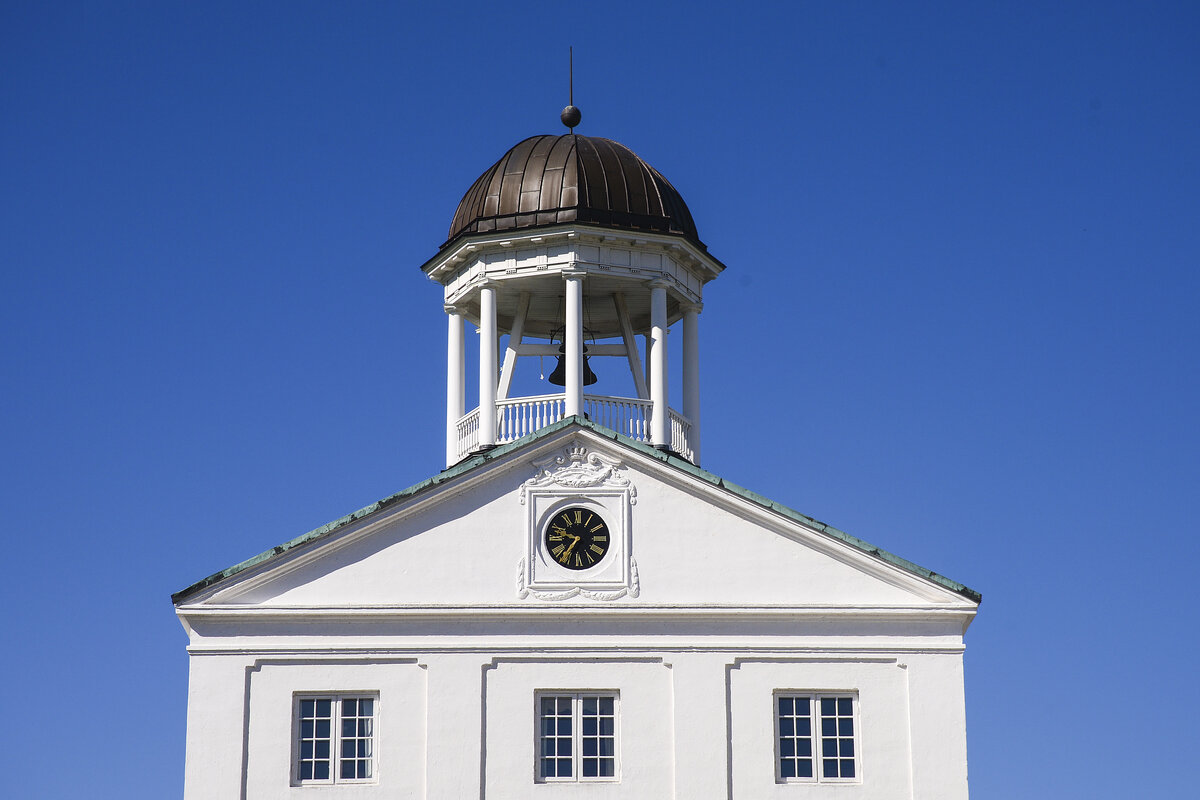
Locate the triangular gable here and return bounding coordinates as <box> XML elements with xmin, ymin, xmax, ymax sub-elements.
<box><xmin>173</xmin><ymin>418</ymin><xmax>980</xmax><ymax>609</ymax></box>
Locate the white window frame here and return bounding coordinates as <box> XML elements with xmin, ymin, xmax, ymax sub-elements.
<box><xmin>535</xmin><ymin>691</ymin><xmax>620</xmax><ymax>783</ymax></box>
<box><xmin>774</xmin><ymin>691</ymin><xmax>860</xmax><ymax>784</ymax></box>
<box><xmin>293</xmin><ymin>693</ymin><xmax>379</xmax><ymax>786</ymax></box>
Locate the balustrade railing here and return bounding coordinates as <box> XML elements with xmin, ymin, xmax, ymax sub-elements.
<box><xmin>455</xmin><ymin>393</ymin><xmax>693</xmax><ymax>464</ymax></box>
<box><xmin>669</xmin><ymin>408</ymin><xmax>693</xmax><ymax>463</ymax></box>
<box><xmin>456</xmin><ymin>408</ymin><xmax>480</xmax><ymax>456</ymax></box>
<box><xmin>496</xmin><ymin>394</ymin><xmax>566</xmax><ymax>443</ymax></box>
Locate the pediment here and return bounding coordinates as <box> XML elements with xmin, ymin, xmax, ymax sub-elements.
<box><xmin>177</xmin><ymin>425</ymin><xmax>977</xmax><ymax>614</ymax></box>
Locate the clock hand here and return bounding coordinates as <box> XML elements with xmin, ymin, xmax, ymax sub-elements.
<box><xmin>563</xmin><ymin>534</ymin><xmax>581</xmax><ymax>558</ymax></box>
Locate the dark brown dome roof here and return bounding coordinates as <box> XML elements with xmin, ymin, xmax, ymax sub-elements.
<box><xmin>443</xmin><ymin>134</ymin><xmax>703</xmax><ymax>250</ymax></box>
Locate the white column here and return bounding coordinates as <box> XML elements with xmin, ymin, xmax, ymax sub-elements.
<box><xmin>564</xmin><ymin>272</ymin><xmax>584</xmax><ymax>418</ymax></box>
<box><xmin>649</xmin><ymin>280</ymin><xmax>669</xmax><ymax>448</ymax></box>
<box><xmin>445</xmin><ymin>306</ymin><xmax>465</xmax><ymax>467</ymax></box>
<box><xmin>682</xmin><ymin>303</ymin><xmax>701</xmax><ymax>464</ymax></box>
<box><xmin>478</xmin><ymin>283</ymin><xmax>497</xmax><ymax>448</ymax></box>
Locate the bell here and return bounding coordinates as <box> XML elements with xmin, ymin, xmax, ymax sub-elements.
<box><xmin>547</xmin><ymin>344</ymin><xmax>598</xmax><ymax>386</ymax></box>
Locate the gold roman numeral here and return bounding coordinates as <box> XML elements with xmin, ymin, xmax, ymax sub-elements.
<box><xmin>551</xmin><ymin>544</ymin><xmax>565</xmax><ymax>557</ymax></box>
<box><xmin>574</xmin><ymin>510</ymin><xmax>582</xmax><ymax>524</ymax></box>
<box><xmin>589</xmin><ymin>544</ymin><xmax>604</xmax><ymax>555</ymax></box>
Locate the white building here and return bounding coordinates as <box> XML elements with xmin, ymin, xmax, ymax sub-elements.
<box><xmin>174</xmin><ymin>116</ymin><xmax>980</xmax><ymax>799</ymax></box>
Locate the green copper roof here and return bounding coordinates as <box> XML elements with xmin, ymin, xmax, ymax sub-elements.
<box><xmin>172</xmin><ymin>417</ymin><xmax>981</xmax><ymax>604</ymax></box>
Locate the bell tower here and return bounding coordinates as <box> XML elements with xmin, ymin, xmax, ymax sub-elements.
<box><xmin>421</xmin><ymin>110</ymin><xmax>724</xmax><ymax>468</ymax></box>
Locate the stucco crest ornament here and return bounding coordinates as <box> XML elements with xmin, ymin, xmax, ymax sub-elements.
<box><xmin>520</xmin><ymin>445</ymin><xmax>636</xmax><ymax>503</ymax></box>
<box><xmin>517</xmin><ymin>557</ymin><xmax>641</xmax><ymax>601</ymax></box>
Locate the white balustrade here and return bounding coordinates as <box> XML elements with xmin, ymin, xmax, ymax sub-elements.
<box><xmin>585</xmin><ymin>395</ymin><xmax>652</xmax><ymax>440</ymax></box>
<box><xmin>669</xmin><ymin>408</ymin><xmax>693</xmax><ymax>463</ymax></box>
<box><xmin>497</xmin><ymin>394</ymin><xmax>566</xmax><ymax>444</ymax></box>
<box><xmin>456</xmin><ymin>409</ymin><xmax>480</xmax><ymax>460</ymax></box>
<box><xmin>454</xmin><ymin>393</ymin><xmax>692</xmax><ymax>464</ymax></box>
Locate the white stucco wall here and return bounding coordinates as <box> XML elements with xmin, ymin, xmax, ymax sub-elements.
<box><xmin>178</xmin><ymin>429</ymin><xmax>975</xmax><ymax>799</ymax></box>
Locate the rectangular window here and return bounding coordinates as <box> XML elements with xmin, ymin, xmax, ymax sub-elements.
<box><xmin>537</xmin><ymin>693</ymin><xmax>618</xmax><ymax>782</ymax></box>
<box><xmin>295</xmin><ymin>695</ymin><xmax>376</xmax><ymax>784</ymax></box>
<box><xmin>776</xmin><ymin>693</ymin><xmax>857</xmax><ymax>783</ymax></box>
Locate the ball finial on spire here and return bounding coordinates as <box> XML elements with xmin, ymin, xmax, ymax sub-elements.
<box><xmin>561</xmin><ymin>105</ymin><xmax>582</xmax><ymax>129</ymax></box>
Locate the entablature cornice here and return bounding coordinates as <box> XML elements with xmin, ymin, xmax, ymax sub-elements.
<box><xmin>427</xmin><ymin>226</ymin><xmax>721</xmax><ymax>311</ymax></box>
<box><xmin>178</xmin><ymin>603</ymin><xmax>977</xmax><ymax>624</ymax></box>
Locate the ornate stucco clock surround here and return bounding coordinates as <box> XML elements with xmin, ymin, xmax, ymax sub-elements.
<box><xmin>518</xmin><ymin>443</ymin><xmax>639</xmax><ymax>600</ymax></box>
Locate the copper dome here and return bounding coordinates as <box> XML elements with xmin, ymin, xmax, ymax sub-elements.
<box><xmin>443</xmin><ymin>134</ymin><xmax>703</xmax><ymax>251</ymax></box>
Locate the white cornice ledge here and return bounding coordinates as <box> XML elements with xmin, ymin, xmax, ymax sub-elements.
<box><xmin>178</xmin><ymin>604</ymin><xmax>977</xmax><ymax>622</ymax></box>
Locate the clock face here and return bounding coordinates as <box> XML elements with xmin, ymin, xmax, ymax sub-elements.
<box><xmin>545</xmin><ymin>506</ymin><xmax>610</xmax><ymax>570</ymax></box>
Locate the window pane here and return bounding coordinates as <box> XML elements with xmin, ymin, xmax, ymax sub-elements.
<box><xmin>778</xmin><ymin>696</ymin><xmax>793</xmax><ymax>715</ymax></box>
<box><xmin>780</xmin><ymin>759</ymin><xmax>796</xmax><ymax>778</ymax></box>
<box><xmin>816</xmin><ymin>695</ymin><xmax>855</xmax><ymax>781</ymax></box>
<box><xmin>538</xmin><ymin>693</ymin><xmax>616</xmax><ymax>782</ymax></box>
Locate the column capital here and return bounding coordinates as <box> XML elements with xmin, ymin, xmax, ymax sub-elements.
<box><xmin>562</xmin><ymin>268</ymin><xmax>588</xmax><ymax>280</ymax></box>
<box><xmin>648</xmin><ymin>276</ymin><xmax>672</xmax><ymax>290</ymax></box>
<box><xmin>444</xmin><ymin>303</ymin><xmax>462</xmax><ymax>315</ymax></box>
<box><xmin>680</xmin><ymin>301</ymin><xmax>704</xmax><ymax>314</ymax></box>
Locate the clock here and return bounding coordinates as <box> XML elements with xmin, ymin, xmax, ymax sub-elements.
<box><xmin>544</xmin><ymin>506</ymin><xmax>610</xmax><ymax>570</ymax></box>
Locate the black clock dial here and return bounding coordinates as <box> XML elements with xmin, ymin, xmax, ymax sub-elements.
<box><xmin>545</xmin><ymin>507</ymin><xmax>610</xmax><ymax>570</ymax></box>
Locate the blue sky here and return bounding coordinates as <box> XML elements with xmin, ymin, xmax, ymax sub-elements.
<box><xmin>2</xmin><ymin>2</ymin><xmax>1197</xmax><ymax>797</ymax></box>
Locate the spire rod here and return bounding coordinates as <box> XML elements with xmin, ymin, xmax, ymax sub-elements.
<box><xmin>561</xmin><ymin>47</ymin><xmax>581</xmax><ymax>132</ymax></box>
